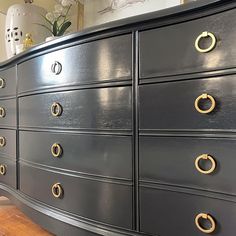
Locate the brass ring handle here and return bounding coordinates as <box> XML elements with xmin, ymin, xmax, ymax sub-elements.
<box><xmin>0</xmin><ymin>136</ymin><xmax>6</xmax><ymax>147</ymax></box>
<box><xmin>51</xmin><ymin>102</ymin><xmax>63</xmax><ymax>117</ymax></box>
<box><xmin>195</xmin><ymin>31</ymin><xmax>217</xmax><ymax>53</ymax></box>
<box><xmin>195</xmin><ymin>213</ymin><xmax>216</xmax><ymax>234</ymax></box>
<box><xmin>52</xmin><ymin>183</ymin><xmax>63</xmax><ymax>198</ymax></box>
<box><xmin>51</xmin><ymin>61</ymin><xmax>62</xmax><ymax>75</ymax></box>
<box><xmin>0</xmin><ymin>164</ymin><xmax>6</xmax><ymax>175</ymax></box>
<box><xmin>194</xmin><ymin>94</ymin><xmax>216</xmax><ymax>114</ymax></box>
<box><xmin>0</xmin><ymin>107</ymin><xmax>6</xmax><ymax>118</ymax></box>
<box><xmin>0</xmin><ymin>78</ymin><xmax>5</xmax><ymax>89</ymax></box>
<box><xmin>195</xmin><ymin>154</ymin><xmax>216</xmax><ymax>175</ymax></box>
<box><xmin>51</xmin><ymin>143</ymin><xmax>63</xmax><ymax>158</ymax></box>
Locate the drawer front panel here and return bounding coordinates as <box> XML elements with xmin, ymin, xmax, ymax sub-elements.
<box><xmin>0</xmin><ymin>99</ymin><xmax>16</xmax><ymax>128</ymax></box>
<box><xmin>18</xmin><ymin>35</ymin><xmax>132</xmax><ymax>93</ymax></box>
<box><xmin>140</xmin><ymin>75</ymin><xmax>236</xmax><ymax>130</ymax></box>
<box><xmin>19</xmin><ymin>87</ymin><xmax>132</xmax><ymax>130</ymax></box>
<box><xmin>0</xmin><ymin>129</ymin><xmax>16</xmax><ymax>158</ymax></box>
<box><xmin>0</xmin><ymin>157</ymin><xmax>16</xmax><ymax>188</ymax></box>
<box><xmin>140</xmin><ymin>186</ymin><xmax>236</xmax><ymax>236</ymax></box>
<box><xmin>20</xmin><ymin>163</ymin><xmax>133</xmax><ymax>229</ymax></box>
<box><xmin>140</xmin><ymin>136</ymin><xmax>236</xmax><ymax>195</ymax></box>
<box><xmin>140</xmin><ymin>8</ymin><xmax>236</xmax><ymax>79</ymax></box>
<box><xmin>0</xmin><ymin>67</ymin><xmax>16</xmax><ymax>97</ymax></box>
<box><xmin>19</xmin><ymin>131</ymin><xmax>132</xmax><ymax>179</ymax></box>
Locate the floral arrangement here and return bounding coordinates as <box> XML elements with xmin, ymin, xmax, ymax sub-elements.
<box><xmin>39</xmin><ymin>0</ymin><xmax>79</xmax><ymax>37</ymax></box>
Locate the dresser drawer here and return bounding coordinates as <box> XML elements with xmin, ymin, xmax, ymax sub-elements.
<box><xmin>20</xmin><ymin>163</ymin><xmax>133</xmax><ymax>229</ymax></box>
<box><xmin>18</xmin><ymin>34</ymin><xmax>132</xmax><ymax>94</ymax></box>
<box><xmin>0</xmin><ymin>67</ymin><xmax>16</xmax><ymax>97</ymax></box>
<box><xmin>19</xmin><ymin>131</ymin><xmax>132</xmax><ymax>179</ymax></box>
<box><xmin>0</xmin><ymin>129</ymin><xmax>16</xmax><ymax>159</ymax></box>
<box><xmin>140</xmin><ymin>75</ymin><xmax>236</xmax><ymax>131</ymax></box>
<box><xmin>140</xmin><ymin>136</ymin><xmax>236</xmax><ymax>195</ymax></box>
<box><xmin>140</xmin><ymin>186</ymin><xmax>236</xmax><ymax>236</ymax></box>
<box><xmin>140</xmin><ymin>8</ymin><xmax>236</xmax><ymax>79</ymax></box>
<box><xmin>0</xmin><ymin>157</ymin><xmax>16</xmax><ymax>188</ymax></box>
<box><xmin>19</xmin><ymin>87</ymin><xmax>132</xmax><ymax>131</ymax></box>
<box><xmin>0</xmin><ymin>98</ymin><xmax>16</xmax><ymax>128</ymax></box>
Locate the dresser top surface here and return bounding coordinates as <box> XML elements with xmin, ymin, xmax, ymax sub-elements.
<box><xmin>0</xmin><ymin>0</ymin><xmax>234</xmax><ymax>69</ymax></box>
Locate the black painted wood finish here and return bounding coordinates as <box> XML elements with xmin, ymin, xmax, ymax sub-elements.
<box><xmin>18</xmin><ymin>34</ymin><xmax>132</xmax><ymax>94</ymax></box>
<box><xmin>140</xmin><ymin>75</ymin><xmax>236</xmax><ymax>131</ymax></box>
<box><xmin>0</xmin><ymin>157</ymin><xmax>16</xmax><ymax>188</ymax></box>
<box><xmin>140</xmin><ymin>136</ymin><xmax>236</xmax><ymax>195</ymax></box>
<box><xmin>0</xmin><ymin>129</ymin><xmax>16</xmax><ymax>159</ymax></box>
<box><xmin>1</xmin><ymin>1</ymin><xmax>236</xmax><ymax>236</ymax></box>
<box><xmin>139</xmin><ymin>7</ymin><xmax>236</xmax><ymax>79</ymax></box>
<box><xmin>19</xmin><ymin>87</ymin><xmax>132</xmax><ymax>131</ymax></box>
<box><xmin>140</xmin><ymin>185</ymin><xmax>236</xmax><ymax>236</ymax></box>
<box><xmin>0</xmin><ymin>67</ymin><xmax>16</xmax><ymax>98</ymax></box>
<box><xmin>0</xmin><ymin>98</ymin><xmax>16</xmax><ymax>128</ymax></box>
<box><xmin>20</xmin><ymin>162</ymin><xmax>133</xmax><ymax>229</ymax></box>
<box><xmin>19</xmin><ymin>131</ymin><xmax>132</xmax><ymax>180</ymax></box>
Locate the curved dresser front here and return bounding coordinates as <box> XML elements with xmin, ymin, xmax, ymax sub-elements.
<box><xmin>18</xmin><ymin>34</ymin><xmax>133</xmax><ymax>233</ymax></box>
<box><xmin>1</xmin><ymin>1</ymin><xmax>236</xmax><ymax>235</ymax></box>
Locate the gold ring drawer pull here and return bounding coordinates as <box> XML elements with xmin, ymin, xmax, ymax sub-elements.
<box><xmin>0</xmin><ymin>107</ymin><xmax>6</xmax><ymax>118</ymax></box>
<box><xmin>0</xmin><ymin>136</ymin><xmax>6</xmax><ymax>147</ymax></box>
<box><xmin>195</xmin><ymin>154</ymin><xmax>216</xmax><ymax>175</ymax></box>
<box><xmin>0</xmin><ymin>164</ymin><xmax>6</xmax><ymax>175</ymax></box>
<box><xmin>194</xmin><ymin>93</ymin><xmax>216</xmax><ymax>114</ymax></box>
<box><xmin>51</xmin><ymin>61</ymin><xmax>62</xmax><ymax>75</ymax></box>
<box><xmin>195</xmin><ymin>213</ymin><xmax>216</xmax><ymax>234</ymax></box>
<box><xmin>52</xmin><ymin>183</ymin><xmax>63</xmax><ymax>198</ymax></box>
<box><xmin>51</xmin><ymin>143</ymin><xmax>63</xmax><ymax>158</ymax></box>
<box><xmin>195</xmin><ymin>31</ymin><xmax>217</xmax><ymax>53</ymax></box>
<box><xmin>51</xmin><ymin>102</ymin><xmax>63</xmax><ymax>117</ymax></box>
<box><xmin>0</xmin><ymin>78</ymin><xmax>5</xmax><ymax>89</ymax></box>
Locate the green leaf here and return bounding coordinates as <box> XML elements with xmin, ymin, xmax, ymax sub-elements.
<box><xmin>53</xmin><ymin>21</ymin><xmax>58</xmax><ymax>36</ymax></box>
<box><xmin>58</xmin><ymin>18</ymin><xmax>69</xmax><ymax>28</ymax></box>
<box><xmin>34</xmin><ymin>23</ymin><xmax>53</xmax><ymax>34</ymax></box>
<box><xmin>57</xmin><ymin>21</ymin><xmax>71</xmax><ymax>36</ymax></box>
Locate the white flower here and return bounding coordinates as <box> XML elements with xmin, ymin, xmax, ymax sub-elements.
<box><xmin>54</xmin><ymin>4</ymin><xmax>64</xmax><ymax>13</ymax></box>
<box><xmin>53</xmin><ymin>4</ymin><xmax>66</xmax><ymax>18</ymax></box>
<box><xmin>46</xmin><ymin>12</ymin><xmax>55</xmax><ymax>22</ymax></box>
<box><xmin>42</xmin><ymin>0</ymin><xmax>76</xmax><ymax>36</ymax></box>
<box><xmin>61</xmin><ymin>0</ymin><xmax>77</xmax><ymax>7</ymax></box>
<box><xmin>61</xmin><ymin>7</ymin><xmax>68</xmax><ymax>17</ymax></box>
<box><xmin>53</xmin><ymin>11</ymin><xmax>61</xmax><ymax>18</ymax></box>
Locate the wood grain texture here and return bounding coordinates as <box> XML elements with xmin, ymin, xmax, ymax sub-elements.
<box><xmin>0</xmin><ymin>197</ymin><xmax>53</xmax><ymax>236</ymax></box>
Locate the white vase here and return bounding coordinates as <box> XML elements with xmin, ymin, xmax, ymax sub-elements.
<box><xmin>5</xmin><ymin>3</ymin><xmax>50</xmax><ymax>59</ymax></box>
<box><xmin>45</xmin><ymin>36</ymin><xmax>59</xmax><ymax>42</ymax></box>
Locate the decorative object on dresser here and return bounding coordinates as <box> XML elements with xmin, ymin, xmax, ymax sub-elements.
<box><xmin>5</xmin><ymin>0</ymin><xmax>49</xmax><ymax>58</ymax></box>
<box><xmin>1</xmin><ymin>1</ymin><xmax>236</xmax><ymax>235</ymax></box>
<box><xmin>42</xmin><ymin>0</ymin><xmax>79</xmax><ymax>42</ymax></box>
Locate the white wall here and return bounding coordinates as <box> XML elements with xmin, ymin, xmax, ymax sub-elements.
<box><xmin>0</xmin><ymin>0</ymin><xmax>55</xmax><ymax>14</ymax></box>
<box><xmin>0</xmin><ymin>12</ymin><xmax>6</xmax><ymax>62</ymax></box>
<box><xmin>84</xmin><ymin>0</ymin><xmax>181</xmax><ymax>28</ymax></box>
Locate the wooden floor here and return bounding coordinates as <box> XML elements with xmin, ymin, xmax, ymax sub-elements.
<box><xmin>0</xmin><ymin>197</ymin><xmax>53</xmax><ymax>236</ymax></box>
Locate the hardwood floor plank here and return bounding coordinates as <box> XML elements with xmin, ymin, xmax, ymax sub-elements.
<box><xmin>0</xmin><ymin>197</ymin><xmax>53</xmax><ymax>236</ymax></box>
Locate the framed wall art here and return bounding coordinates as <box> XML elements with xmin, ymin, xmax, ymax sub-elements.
<box><xmin>83</xmin><ymin>0</ymin><xmax>181</xmax><ymax>28</ymax></box>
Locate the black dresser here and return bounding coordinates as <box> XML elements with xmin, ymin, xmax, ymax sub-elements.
<box><xmin>1</xmin><ymin>1</ymin><xmax>236</xmax><ymax>235</ymax></box>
